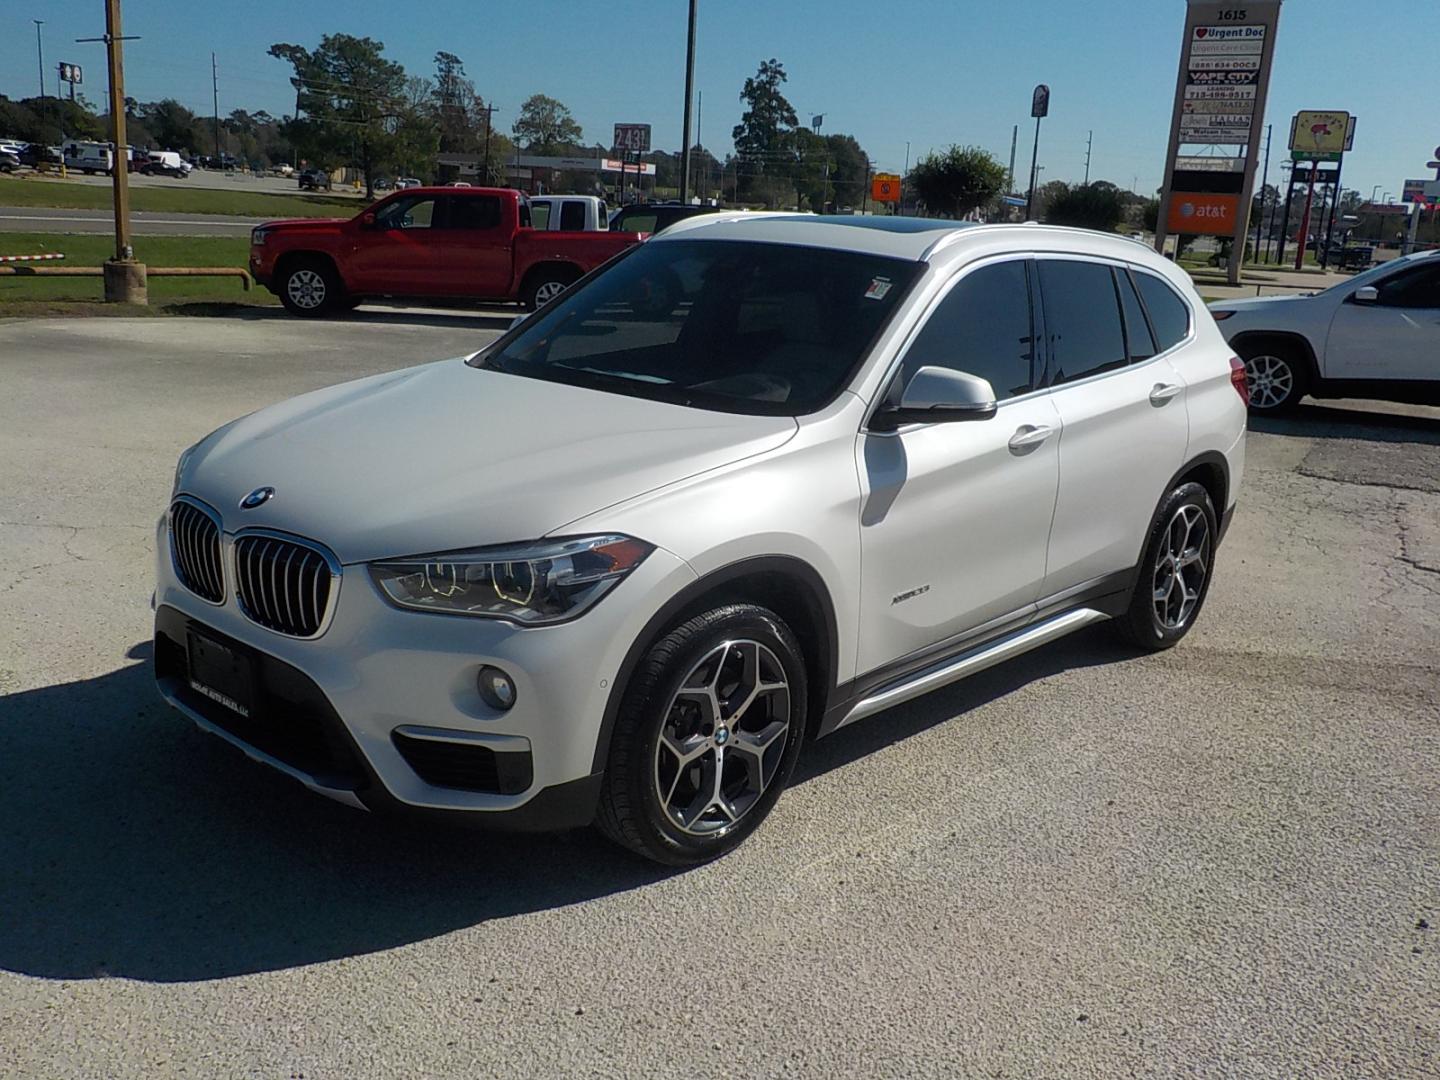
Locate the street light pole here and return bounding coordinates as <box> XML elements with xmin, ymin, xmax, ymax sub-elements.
<box><xmin>34</xmin><ymin>21</ymin><xmax>45</xmax><ymax>100</ymax></box>
<box><xmin>678</xmin><ymin>0</ymin><xmax>697</xmax><ymax>204</ymax></box>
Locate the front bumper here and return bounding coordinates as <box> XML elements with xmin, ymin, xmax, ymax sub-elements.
<box><xmin>154</xmin><ymin>511</ymin><xmax>696</xmax><ymax>827</ymax></box>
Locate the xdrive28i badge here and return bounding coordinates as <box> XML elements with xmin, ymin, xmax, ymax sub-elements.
<box><xmin>239</xmin><ymin>486</ymin><xmax>275</xmax><ymax>510</ymax></box>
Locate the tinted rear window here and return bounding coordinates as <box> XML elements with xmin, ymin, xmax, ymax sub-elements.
<box><xmin>1116</xmin><ymin>268</ymin><xmax>1157</xmax><ymax>361</ymax></box>
<box><xmin>1038</xmin><ymin>260</ymin><xmax>1127</xmax><ymax>385</ymax></box>
<box><xmin>560</xmin><ymin>201</ymin><xmax>587</xmax><ymax>230</ymax></box>
<box><xmin>1134</xmin><ymin>272</ymin><xmax>1191</xmax><ymax>352</ymax></box>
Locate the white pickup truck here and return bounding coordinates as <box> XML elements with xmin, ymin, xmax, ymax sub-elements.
<box><xmin>528</xmin><ymin>195</ymin><xmax>609</xmax><ymax>231</ymax></box>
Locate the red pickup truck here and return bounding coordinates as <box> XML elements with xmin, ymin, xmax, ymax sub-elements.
<box><xmin>250</xmin><ymin>186</ymin><xmax>643</xmax><ymax>316</ymax></box>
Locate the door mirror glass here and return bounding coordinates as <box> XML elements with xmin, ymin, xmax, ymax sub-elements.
<box><xmin>1351</xmin><ymin>285</ymin><xmax>1379</xmax><ymax>304</ymax></box>
<box><xmin>360</xmin><ymin>211</ymin><xmax>377</xmax><ymax>229</ymax></box>
<box><xmin>873</xmin><ymin>366</ymin><xmax>998</xmax><ymax>430</ymax></box>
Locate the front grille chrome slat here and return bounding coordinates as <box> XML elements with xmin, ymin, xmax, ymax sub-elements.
<box><xmin>234</xmin><ymin>532</ymin><xmax>337</xmax><ymax>638</ymax></box>
<box><xmin>169</xmin><ymin>499</ymin><xmax>224</xmax><ymax>604</ymax></box>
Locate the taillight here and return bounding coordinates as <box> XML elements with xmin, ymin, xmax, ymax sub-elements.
<box><xmin>1228</xmin><ymin>356</ymin><xmax>1249</xmax><ymax>406</ymax></box>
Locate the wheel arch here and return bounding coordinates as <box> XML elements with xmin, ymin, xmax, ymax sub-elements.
<box><xmin>590</xmin><ymin>555</ymin><xmax>840</xmax><ymax>774</ymax></box>
<box><xmin>1229</xmin><ymin>330</ymin><xmax>1321</xmax><ymax>381</ymax></box>
<box><xmin>519</xmin><ymin>259</ymin><xmax>584</xmax><ymax>294</ymax></box>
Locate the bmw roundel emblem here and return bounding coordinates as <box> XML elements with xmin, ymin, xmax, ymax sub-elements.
<box><xmin>239</xmin><ymin>486</ymin><xmax>275</xmax><ymax>510</ymax></box>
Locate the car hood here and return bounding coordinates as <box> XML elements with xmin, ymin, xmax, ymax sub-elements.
<box><xmin>1209</xmin><ymin>294</ymin><xmax>1314</xmax><ymax>313</ymax></box>
<box><xmin>180</xmin><ymin>359</ymin><xmax>799</xmax><ymax>564</ymax></box>
<box><xmin>258</xmin><ymin>217</ymin><xmax>348</xmax><ymax>232</ymax></box>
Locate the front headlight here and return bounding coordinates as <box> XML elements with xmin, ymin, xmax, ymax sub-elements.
<box><xmin>369</xmin><ymin>535</ymin><xmax>653</xmax><ymax>625</ymax></box>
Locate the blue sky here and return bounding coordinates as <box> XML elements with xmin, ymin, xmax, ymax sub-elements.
<box><xmin>2</xmin><ymin>0</ymin><xmax>1428</xmax><ymax>200</ymax></box>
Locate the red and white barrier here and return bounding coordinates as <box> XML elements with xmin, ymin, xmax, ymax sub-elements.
<box><xmin>0</xmin><ymin>253</ymin><xmax>65</xmax><ymax>263</ymax></box>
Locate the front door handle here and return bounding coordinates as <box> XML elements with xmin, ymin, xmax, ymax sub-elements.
<box><xmin>1008</xmin><ymin>424</ymin><xmax>1053</xmax><ymax>451</ymax></box>
<box><xmin>1149</xmin><ymin>382</ymin><xmax>1184</xmax><ymax>405</ymax></box>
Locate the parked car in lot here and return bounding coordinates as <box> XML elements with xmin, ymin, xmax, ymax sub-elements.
<box><xmin>1210</xmin><ymin>248</ymin><xmax>1440</xmax><ymax>412</ymax></box>
<box><xmin>18</xmin><ymin>143</ymin><xmax>63</xmax><ymax>169</ymax></box>
<box><xmin>297</xmin><ymin>168</ymin><xmax>332</xmax><ymax>191</ymax></box>
<box><xmin>165</xmin><ymin>215</ymin><xmax>1245</xmax><ymax>863</ymax></box>
<box><xmin>610</xmin><ymin>202</ymin><xmax>725</xmax><ymax>234</ymax></box>
<box><xmin>250</xmin><ymin>185</ymin><xmax>642</xmax><ymax>314</ymax></box>
<box><xmin>0</xmin><ymin>150</ymin><xmax>18</xmax><ymax>173</ymax></box>
<box><xmin>530</xmin><ymin>195</ymin><xmax>609</xmax><ymax>231</ymax></box>
<box><xmin>140</xmin><ymin>151</ymin><xmax>191</xmax><ymax>178</ymax></box>
<box><xmin>394</xmin><ymin>177</ymin><xmax>423</xmax><ymax>191</ymax></box>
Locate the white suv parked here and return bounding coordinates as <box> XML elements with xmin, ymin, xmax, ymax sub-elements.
<box><xmin>1211</xmin><ymin>249</ymin><xmax>1440</xmax><ymax>412</ymax></box>
<box><xmin>157</xmin><ymin>216</ymin><xmax>1247</xmax><ymax>864</ymax></box>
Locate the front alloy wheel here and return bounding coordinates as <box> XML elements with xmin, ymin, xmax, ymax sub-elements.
<box><xmin>286</xmin><ymin>268</ymin><xmax>327</xmax><ymax>310</ymax></box>
<box><xmin>596</xmin><ymin>604</ymin><xmax>807</xmax><ymax>865</ymax></box>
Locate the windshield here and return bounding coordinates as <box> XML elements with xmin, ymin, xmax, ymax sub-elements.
<box><xmin>471</xmin><ymin>239</ymin><xmax>923</xmax><ymax>416</ymax></box>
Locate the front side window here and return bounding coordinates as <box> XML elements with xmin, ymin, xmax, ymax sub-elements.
<box><xmin>375</xmin><ymin>195</ymin><xmax>435</xmax><ymax>230</ymax></box>
<box><xmin>473</xmin><ymin>239</ymin><xmax>923</xmax><ymax>416</ymax></box>
<box><xmin>1376</xmin><ymin>264</ymin><xmax>1440</xmax><ymax>308</ymax></box>
<box><xmin>898</xmin><ymin>260</ymin><xmax>1036</xmax><ymax>400</ymax></box>
<box><xmin>1038</xmin><ymin>260</ymin><xmax>1127</xmax><ymax>385</ymax></box>
<box><xmin>1134</xmin><ymin>271</ymin><xmax>1191</xmax><ymax>352</ymax></box>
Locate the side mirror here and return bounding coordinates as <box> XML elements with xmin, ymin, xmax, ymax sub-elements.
<box><xmin>1350</xmin><ymin>285</ymin><xmax>1379</xmax><ymax>305</ymax></box>
<box><xmin>360</xmin><ymin>212</ymin><xmax>377</xmax><ymax>229</ymax></box>
<box><xmin>872</xmin><ymin>366</ymin><xmax>998</xmax><ymax>431</ymax></box>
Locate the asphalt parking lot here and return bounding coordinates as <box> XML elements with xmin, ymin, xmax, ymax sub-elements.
<box><xmin>1</xmin><ymin>311</ymin><xmax>1437</xmax><ymax>1079</ymax></box>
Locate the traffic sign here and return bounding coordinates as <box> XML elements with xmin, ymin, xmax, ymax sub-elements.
<box><xmin>871</xmin><ymin>173</ymin><xmax>901</xmax><ymax>203</ymax></box>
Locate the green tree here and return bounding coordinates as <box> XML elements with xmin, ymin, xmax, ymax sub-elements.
<box><xmin>511</xmin><ymin>93</ymin><xmax>583</xmax><ymax>154</ymax></box>
<box><xmin>268</xmin><ymin>34</ymin><xmax>407</xmax><ymax>197</ymax></box>
<box><xmin>1142</xmin><ymin>197</ymin><xmax>1160</xmax><ymax>233</ymax></box>
<box><xmin>732</xmin><ymin>58</ymin><xmax>797</xmax><ymax>185</ymax></box>
<box><xmin>908</xmin><ymin>145</ymin><xmax>1006</xmax><ymax>219</ymax></box>
<box><xmin>1043</xmin><ymin>181</ymin><xmax>1125</xmax><ymax>231</ymax></box>
<box><xmin>824</xmin><ymin>133</ymin><xmax>870</xmax><ymax>210</ymax></box>
<box><xmin>0</xmin><ymin>95</ymin><xmax>104</xmax><ymax>144</ymax></box>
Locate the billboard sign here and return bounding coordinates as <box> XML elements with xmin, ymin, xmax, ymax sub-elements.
<box><xmin>1157</xmin><ymin>1</ymin><xmax>1284</xmax><ymax>283</ymax></box>
<box><xmin>612</xmin><ymin>124</ymin><xmax>651</xmax><ymax>154</ymax></box>
<box><xmin>58</xmin><ymin>62</ymin><xmax>82</xmax><ymax>85</ymax></box>
<box><xmin>1289</xmin><ymin>111</ymin><xmax>1351</xmax><ymax>155</ymax></box>
<box><xmin>1031</xmin><ymin>84</ymin><xmax>1050</xmax><ymax>118</ymax></box>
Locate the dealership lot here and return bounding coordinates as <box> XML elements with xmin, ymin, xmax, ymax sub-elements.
<box><xmin>1</xmin><ymin>313</ymin><xmax>1437</xmax><ymax>1078</ymax></box>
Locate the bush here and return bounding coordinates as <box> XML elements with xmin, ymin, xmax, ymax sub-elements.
<box><xmin>1043</xmin><ymin>182</ymin><xmax>1124</xmax><ymax>231</ymax></box>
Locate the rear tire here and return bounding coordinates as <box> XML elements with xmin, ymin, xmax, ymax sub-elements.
<box><xmin>1238</xmin><ymin>340</ymin><xmax>1307</xmax><ymax>413</ymax></box>
<box><xmin>278</xmin><ymin>258</ymin><xmax>344</xmax><ymax>317</ymax></box>
<box><xmin>1114</xmin><ymin>482</ymin><xmax>1218</xmax><ymax>651</ymax></box>
<box><xmin>521</xmin><ymin>266</ymin><xmax>579</xmax><ymax>311</ymax></box>
<box><xmin>595</xmin><ymin>604</ymin><xmax>808</xmax><ymax>866</ymax></box>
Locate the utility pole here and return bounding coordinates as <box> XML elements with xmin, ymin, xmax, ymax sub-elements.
<box><xmin>78</xmin><ymin>0</ymin><xmax>145</xmax><ymax>302</ymax></box>
<box><xmin>1084</xmin><ymin>129</ymin><xmax>1092</xmax><ymax>185</ymax></box>
<box><xmin>903</xmin><ymin>140</ymin><xmax>910</xmax><ymax>215</ymax></box>
<box><xmin>211</xmin><ymin>53</ymin><xmax>221</xmax><ymax>161</ymax></box>
<box><xmin>1253</xmin><ymin>123</ymin><xmax>1272</xmax><ymax>263</ymax></box>
<box><xmin>34</xmin><ymin>21</ymin><xmax>46</xmax><ymax>100</ymax></box>
<box><xmin>678</xmin><ymin>0</ymin><xmax>698</xmax><ymax>204</ymax></box>
<box><xmin>482</xmin><ymin>104</ymin><xmax>495</xmax><ymax>184</ymax></box>
<box><xmin>1007</xmin><ymin>125</ymin><xmax>1017</xmax><ymax>196</ymax></box>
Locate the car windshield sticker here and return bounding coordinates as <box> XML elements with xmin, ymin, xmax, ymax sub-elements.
<box><xmin>864</xmin><ymin>277</ymin><xmax>893</xmax><ymax>300</ymax></box>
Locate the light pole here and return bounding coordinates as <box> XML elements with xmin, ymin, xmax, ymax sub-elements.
<box><xmin>678</xmin><ymin>0</ymin><xmax>698</xmax><ymax>204</ymax></box>
<box><xmin>34</xmin><ymin>20</ymin><xmax>45</xmax><ymax>100</ymax></box>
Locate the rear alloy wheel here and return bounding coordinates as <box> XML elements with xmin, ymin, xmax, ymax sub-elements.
<box><xmin>522</xmin><ymin>268</ymin><xmax>578</xmax><ymax>311</ymax></box>
<box><xmin>596</xmin><ymin>604</ymin><xmax>807</xmax><ymax>865</ymax></box>
<box><xmin>1114</xmin><ymin>482</ymin><xmax>1218</xmax><ymax>650</ymax></box>
<box><xmin>1241</xmin><ymin>346</ymin><xmax>1306</xmax><ymax>412</ymax></box>
<box><xmin>279</xmin><ymin>260</ymin><xmax>343</xmax><ymax>317</ymax></box>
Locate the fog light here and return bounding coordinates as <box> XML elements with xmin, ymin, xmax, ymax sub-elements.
<box><xmin>477</xmin><ymin>666</ymin><xmax>517</xmax><ymax>710</ymax></box>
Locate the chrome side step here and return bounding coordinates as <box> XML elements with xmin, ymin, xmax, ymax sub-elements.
<box><xmin>836</xmin><ymin>607</ymin><xmax>1109</xmax><ymax>731</ymax></box>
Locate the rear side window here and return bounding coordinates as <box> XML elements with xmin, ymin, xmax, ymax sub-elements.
<box><xmin>900</xmin><ymin>260</ymin><xmax>1036</xmax><ymax>400</ymax></box>
<box><xmin>615</xmin><ymin>210</ymin><xmax>657</xmax><ymax>234</ymax></box>
<box><xmin>1116</xmin><ymin>268</ymin><xmax>1157</xmax><ymax>361</ymax></box>
<box><xmin>530</xmin><ymin>202</ymin><xmax>551</xmax><ymax>229</ymax></box>
<box><xmin>445</xmin><ymin>195</ymin><xmax>501</xmax><ymax>230</ymax></box>
<box><xmin>1038</xmin><ymin>260</ymin><xmax>1127</xmax><ymax>385</ymax></box>
<box><xmin>559</xmin><ymin>200</ymin><xmax>587</xmax><ymax>231</ymax></box>
<box><xmin>1134</xmin><ymin>271</ymin><xmax>1191</xmax><ymax>351</ymax></box>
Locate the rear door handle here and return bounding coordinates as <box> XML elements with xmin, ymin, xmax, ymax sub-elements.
<box><xmin>1008</xmin><ymin>424</ymin><xmax>1053</xmax><ymax>451</ymax></box>
<box><xmin>1149</xmin><ymin>382</ymin><xmax>1184</xmax><ymax>405</ymax></box>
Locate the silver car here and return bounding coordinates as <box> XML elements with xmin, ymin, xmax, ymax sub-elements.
<box><xmin>158</xmin><ymin>215</ymin><xmax>1246</xmax><ymax>864</ymax></box>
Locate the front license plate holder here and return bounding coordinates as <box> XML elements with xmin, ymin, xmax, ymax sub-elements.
<box><xmin>186</xmin><ymin>630</ymin><xmax>255</xmax><ymax>718</ymax></box>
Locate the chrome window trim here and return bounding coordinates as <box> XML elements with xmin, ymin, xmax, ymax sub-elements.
<box><xmin>169</xmin><ymin>494</ymin><xmax>227</xmax><ymax>606</ymax></box>
<box><xmin>229</xmin><ymin>527</ymin><xmax>343</xmax><ymax>640</ymax></box>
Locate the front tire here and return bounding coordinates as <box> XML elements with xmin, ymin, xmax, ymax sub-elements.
<box><xmin>1114</xmin><ymin>482</ymin><xmax>1218</xmax><ymax>651</ymax></box>
<box><xmin>278</xmin><ymin>258</ymin><xmax>343</xmax><ymax>317</ymax></box>
<box><xmin>1239</xmin><ymin>341</ymin><xmax>1307</xmax><ymax>413</ymax></box>
<box><xmin>596</xmin><ymin>604</ymin><xmax>808</xmax><ymax>865</ymax></box>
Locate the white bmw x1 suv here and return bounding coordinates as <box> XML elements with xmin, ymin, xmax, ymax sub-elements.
<box><xmin>157</xmin><ymin>215</ymin><xmax>1246</xmax><ymax>864</ymax></box>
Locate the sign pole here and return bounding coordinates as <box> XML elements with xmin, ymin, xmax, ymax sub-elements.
<box><xmin>1025</xmin><ymin>115</ymin><xmax>1041</xmax><ymax>220</ymax></box>
<box><xmin>1293</xmin><ymin>161</ymin><xmax>1318</xmax><ymax>271</ymax></box>
<box><xmin>1319</xmin><ymin>155</ymin><xmax>1344</xmax><ymax>268</ymax></box>
<box><xmin>678</xmin><ymin>0</ymin><xmax>697</xmax><ymax>204</ymax></box>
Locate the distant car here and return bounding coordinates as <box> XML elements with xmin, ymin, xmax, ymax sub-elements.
<box><xmin>140</xmin><ymin>151</ymin><xmax>191</xmax><ymax>179</ymax></box>
<box><xmin>1210</xmin><ymin>249</ymin><xmax>1440</xmax><ymax>412</ymax></box>
<box><xmin>298</xmin><ymin>168</ymin><xmax>333</xmax><ymax>192</ymax></box>
<box><xmin>17</xmin><ymin>144</ymin><xmax>62</xmax><ymax>169</ymax></box>
<box><xmin>372</xmin><ymin>176</ymin><xmax>393</xmax><ymax>191</ymax></box>
<box><xmin>609</xmin><ymin>203</ymin><xmax>725</xmax><ymax>234</ymax></box>
<box><xmin>0</xmin><ymin>150</ymin><xmax>19</xmax><ymax>173</ymax></box>
<box><xmin>394</xmin><ymin>177</ymin><xmax>423</xmax><ymax>191</ymax></box>
<box><xmin>446</xmin><ymin>181</ymin><xmax>472</xmax><ymax>188</ymax></box>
